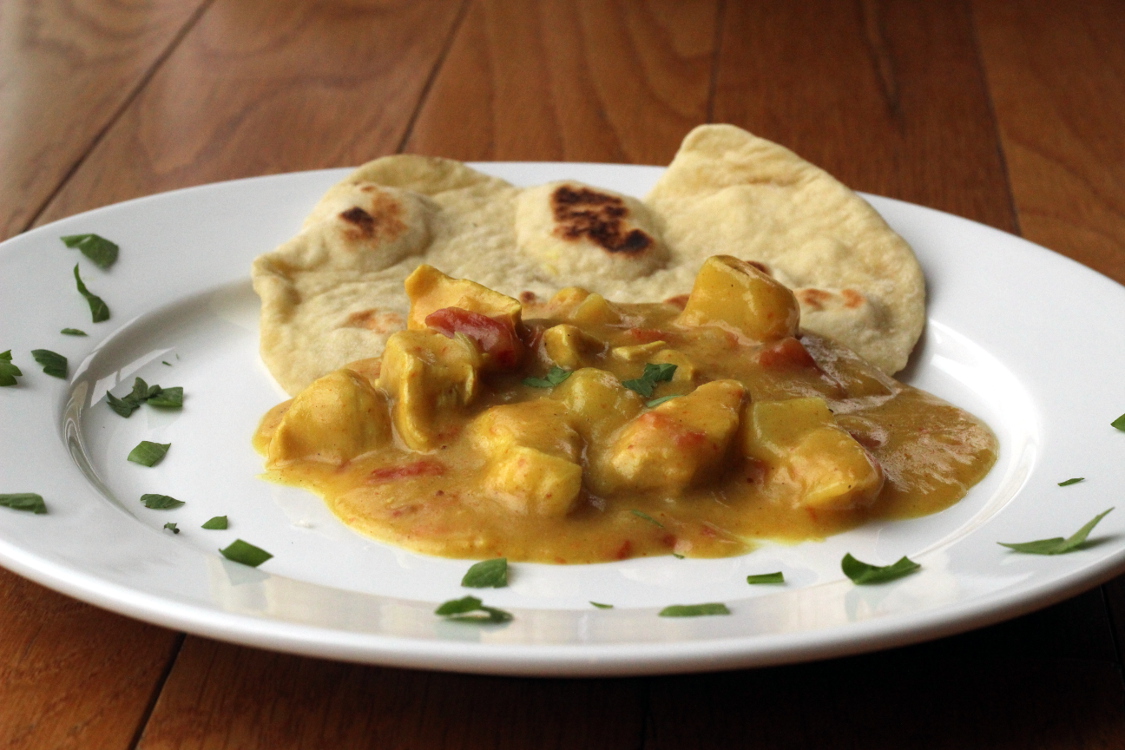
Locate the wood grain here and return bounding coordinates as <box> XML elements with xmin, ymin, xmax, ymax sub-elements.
<box><xmin>713</xmin><ymin>0</ymin><xmax>1016</xmax><ymax>231</ymax></box>
<box><xmin>0</xmin><ymin>569</ymin><xmax>182</xmax><ymax>750</ymax></box>
<box><xmin>0</xmin><ymin>0</ymin><xmax>209</xmax><ymax>241</ymax></box>
<box><xmin>405</xmin><ymin>0</ymin><xmax>718</xmax><ymax>164</ymax></box>
<box><xmin>134</xmin><ymin>638</ymin><xmax>645</xmax><ymax>750</ymax></box>
<box><xmin>973</xmin><ymin>0</ymin><xmax>1125</xmax><ymax>284</ymax></box>
<box><xmin>34</xmin><ymin>0</ymin><xmax>466</xmax><ymax>227</ymax></box>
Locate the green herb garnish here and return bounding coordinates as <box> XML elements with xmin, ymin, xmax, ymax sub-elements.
<box><xmin>162</xmin><ymin>361</ymin><xmax>172</xmax><ymax>366</ymax></box>
<box><xmin>522</xmin><ymin>366</ymin><xmax>572</xmax><ymax>388</ymax></box>
<box><xmin>106</xmin><ymin>378</ymin><xmax>183</xmax><ymax>416</ymax></box>
<box><xmin>201</xmin><ymin>515</ymin><xmax>228</xmax><ymax>530</ymax></box>
<box><xmin>0</xmin><ymin>351</ymin><xmax>22</xmax><ymax>387</ymax></box>
<box><xmin>163</xmin><ymin>522</ymin><xmax>179</xmax><ymax>534</ymax></box>
<box><xmin>591</xmin><ymin>602</ymin><xmax>614</xmax><ymax>609</ymax></box>
<box><xmin>61</xmin><ymin>234</ymin><xmax>119</xmax><ymax>269</ymax></box>
<box><xmin>1112</xmin><ymin>413</ymin><xmax>1125</xmax><ymax>431</ymax></box>
<box><xmin>435</xmin><ymin>596</ymin><xmax>513</xmax><ymax>623</ymax></box>
<box><xmin>219</xmin><ymin>539</ymin><xmax>273</xmax><ymax>567</ymax></box>
<box><xmin>0</xmin><ymin>493</ymin><xmax>47</xmax><ymax>514</ymax></box>
<box><xmin>1058</xmin><ymin>477</ymin><xmax>1085</xmax><ymax>487</ymax></box>
<box><xmin>842</xmin><ymin>554</ymin><xmax>920</xmax><ymax>584</ymax></box>
<box><xmin>622</xmin><ymin>363</ymin><xmax>677</xmax><ymax>398</ymax></box>
<box><xmin>747</xmin><ymin>572</ymin><xmax>785</xmax><ymax>585</ymax></box>
<box><xmin>461</xmin><ymin>557</ymin><xmax>508</xmax><ymax>588</ymax></box>
<box><xmin>60</xmin><ymin>328</ymin><xmax>87</xmax><ymax>336</ymax></box>
<box><xmin>646</xmin><ymin>394</ymin><xmax>680</xmax><ymax>408</ymax></box>
<box><xmin>73</xmin><ymin>265</ymin><xmax>109</xmax><ymax>322</ymax></box>
<box><xmin>672</xmin><ymin>553</ymin><xmax>685</xmax><ymax>559</ymax></box>
<box><xmin>128</xmin><ymin>441</ymin><xmax>170</xmax><ymax>467</ymax></box>
<box><xmin>146</xmin><ymin>386</ymin><xmax>183</xmax><ymax>408</ymax></box>
<box><xmin>659</xmin><ymin>603</ymin><xmax>730</xmax><ymax>617</ymax></box>
<box><xmin>999</xmin><ymin>508</ymin><xmax>1114</xmax><ymax>555</ymax></box>
<box><xmin>31</xmin><ymin>349</ymin><xmax>67</xmax><ymax>379</ymax></box>
<box><xmin>630</xmin><ymin>509</ymin><xmax>664</xmax><ymax>528</ymax></box>
<box><xmin>140</xmin><ymin>493</ymin><xmax>184</xmax><ymax>510</ymax></box>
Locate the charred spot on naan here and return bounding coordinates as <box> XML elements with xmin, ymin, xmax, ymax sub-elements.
<box><xmin>550</xmin><ymin>185</ymin><xmax>654</xmax><ymax>255</ymax></box>
<box><xmin>336</xmin><ymin>189</ymin><xmax>408</xmax><ymax>246</ymax></box>
<box><xmin>341</xmin><ymin>308</ymin><xmax>405</xmax><ymax>332</ymax></box>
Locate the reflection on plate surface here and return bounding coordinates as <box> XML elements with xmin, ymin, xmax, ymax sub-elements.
<box><xmin>0</xmin><ymin>164</ymin><xmax>1123</xmax><ymax>676</ymax></box>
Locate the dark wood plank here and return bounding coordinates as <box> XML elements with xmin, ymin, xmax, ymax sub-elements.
<box><xmin>0</xmin><ymin>568</ymin><xmax>183</xmax><ymax>750</ymax></box>
<box><xmin>973</xmin><ymin>0</ymin><xmax>1125</xmax><ymax>284</ymax></box>
<box><xmin>134</xmin><ymin>638</ymin><xmax>644</xmax><ymax>750</ymax></box>
<box><xmin>713</xmin><ymin>0</ymin><xmax>1016</xmax><ymax>232</ymax></box>
<box><xmin>34</xmin><ymin>0</ymin><xmax>465</xmax><ymax>227</ymax></box>
<box><xmin>0</xmin><ymin>0</ymin><xmax>208</xmax><ymax>240</ymax></box>
<box><xmin>405</xmin><ymin>0</ymin><xmax>719</xmax><ymax>164</ymax></box>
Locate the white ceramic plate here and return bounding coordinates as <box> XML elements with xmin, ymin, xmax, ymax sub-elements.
<box><xmin>2</xmin><ymin>163</ymin><xmax>1124</xmax><ymax>677</ymax></box>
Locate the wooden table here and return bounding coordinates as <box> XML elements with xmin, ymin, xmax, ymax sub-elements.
<box><xmin>3</xmin><ymin>1</ymin><xmax>1125</xmax><ymax>747</ymax></box>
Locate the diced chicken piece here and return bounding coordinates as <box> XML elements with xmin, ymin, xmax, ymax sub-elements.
<box><xmin>542</xmin><ymin>324</ymin><xmax>604</xmax><ymax>369</ymax></box>
<box><xmin>404</xmin><ymin>264</ymin><xmax>522</xmax><ymax>331</ymax></box>
<box><xmin>269</xmin><ymin>369</ymin><xmax>391</xmax><ymax>465</ymax></box>
<box><xmin>611</xmin><ymin>340</ymin><xmax>667</xmax><ymax>362</ymax></box>
<box><xmin>568</xmin><ymin>291</ymin><xmax>623</xmax><ymax>325</ymax></box>
<box><xmin>376</xmin><ymin>329</ymin><xmax>480</xmax><ymax>451</ymax></box>
<box><xmin>677</xmin><ymin>255</ymin><xmax>800</xmax><ymax>342</ymax></box>
<box><xmin>551</xmin><ymin>368</ymin><xmax>644</xmax><ymax>449</ymax></box>
<box><xmin>742</xmin><ymin>397</ymin><xmax>883</xmax><ymax>510</ymax></box>
<box><xmin>596</xmin><ymin>380</ymin><xmax>745</xmax><ymax>495</ymax></box>
<box><xmin>470</xmin><ymin>400</ymin><xmax>584</xmax><ymax>516</ymax></box>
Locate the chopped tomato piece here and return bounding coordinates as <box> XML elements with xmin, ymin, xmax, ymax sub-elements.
<box><xmin>757</xmin><ymin>336</ymin><xmax>818</xmax><ymax>369</ymax></box>
<box><xmin>368</xmin><ymin>459</ymin><xmax>446</xmax><ymax>483</ymax></box>
<box><xmin>425</xmin><ymin>307</ymin><xmax>523</xmax><ymax>368</ymax></box>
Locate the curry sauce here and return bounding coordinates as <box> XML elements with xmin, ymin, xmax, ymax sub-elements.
<box><xmin>255</xmin><ymin>256</ymin><xmax>996</xmax><ymax>563</ymax></box>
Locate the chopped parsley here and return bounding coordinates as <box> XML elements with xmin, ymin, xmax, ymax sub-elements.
<box><xmin>523</xmin><ymin>366</ymin><xmax>572</xmax><ymax>388</ymax></box>
<box><xmin>1058</xmin><ymin>477</ymin><xmax>1085</xmax><ymax>487</ymax></box>
<box><xmin>73</xmin><ymin>265</ymin><xmax>109</xmax><ymax>323</ymax></box>
<box><xmin>1113</xmin><ymin>413</ymin><xmax>1125</xmax><ymax>432</ymax></box>
<box><xmin>659</xmin><ymin>603</ymin><xmax>730</xmax><ymax>617</ymax></box>
<box><xmin>435</xmin><ymin>596</ymin><xmax>513</xmax><ymax>623</ymax></box>
<box><xmin>60</xmin><ymin>233</ymin><xmax>118</xmax><ymax>269</ymax></box>
<box><xmin>842</xmin><ymin>554</ymin><xmax>920</xmax><ymax>584</ymax></box>
<box><xmin>163</xmin><ymin>522</ymin><xmax>180</xmax><ymax>534</ymax></box>
<box><xmin>60</xmin><ymin>328</ymin><xmax>87</xmax><ymax>336</ymax></box>
<box><xmin>140</xmin><ymin>493</ymin><xmax>184</xmax><ymax>510</ymax></box>
<box><xmin>0</xmin><ymin>351</ymin><xmax>22</xmax><ymax>387</ymax></box>
<box><xmin>630</xmin><ymin>509</ymin><xmax>664</xmax><ymax>528</ymax></box>
<box><xmin>31</xmin><ymin>349</ymin><xmax>67</xmax><ymax>379</ymax></box>
<box><xmin>0</xmin><ymin>493</ymin><xmax>47</xmax><ymax>514</ymax></box>
<box><xmin>622</xmin><ymin>363</ymin><xmax>677</xmax><ymax>398</ymax></box>
<box><xmin>999</xmin><ymin>508</ymin><xmax>1113</xmax><ymax>555</ymax></box>
<box><xmin>746</xmin><ymin>572</ymin><xmax>785</xmax><ymax>585</ymax></box>
<box><xmin>646</xmin><ymin>394</ymin><xmax>680</xmax><ymax>408</ymax></box>
<box><xmin>106</xmin><ymin>377</ymin><xmax>183</xmax><ymax>417</ymax></box>
<box><xmin>461</xmin><ymin>557</ymin><xmax>508</xmax><ymax>588</ymax></box>
<box><xmin>127</xmin><ymin>441</ymin><xmax>170</xmax><ymax>467</ymax></box>
<box><xmin>590</xmin><ymin>602</ymin><xmax>614</xmax><ymax>609</ymax></box>
<box><xmin>147</xmin><ymin>386</ymin><xmax>183</xmax><ymax>408</ymax></box>
<box><xmin>219</xmin><ymin>539</ymin><xmax>273</xmax><ymax>567</ymax></box>
<box><xmin>201</xmin><ymin>515</ymin><xmax>228</xmax><ymax>530</ymax></box>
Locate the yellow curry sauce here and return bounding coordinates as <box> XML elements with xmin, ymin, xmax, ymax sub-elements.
<box><xmin>254</xmin><ymin>256</ymin><xmax>997</xmax><ymax>563</ymax></box>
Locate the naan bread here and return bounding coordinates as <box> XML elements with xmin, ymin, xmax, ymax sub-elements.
<box><xmin>254</xmin><ymin>126</ymin><xmax>925</xmax><ymax>394</ymax></box>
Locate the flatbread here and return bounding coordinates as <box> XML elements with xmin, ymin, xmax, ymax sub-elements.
<box><xmin>254</xmin><ymin>126</ymin><xmax>925</xmax><ymax>394</ymax></box>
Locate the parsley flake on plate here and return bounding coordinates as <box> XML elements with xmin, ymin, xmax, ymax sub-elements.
<box><xmin>140</xmin><ymin>493</ymin><xmax>184</xmax><ymax>510</ymax></box>
<box><xmin>1113</xmin><ymin>413</ymin><xmax>1125</xmax><ymax>432</ymax></box>
<box><xmin>746</xmin><ymin>572</ymin><xmax>785</xmax><ymax>585</ymax></box>
<box><xmin>73</xmin><ymin>265</ymin><xmax>109</xmax><ymax>323</ymax></box>
<box><xmin>106</xmin><ymin>377</ymin><xmax>183</xmax><ymax>417</ymax></box>
<box><xmin>0</xmin><ymin>493</ymin><xmax>47</xmax><ymax>514</ymax></box>
<box><xmin>842</xmin><ymin>554</ymin><xmax>921</xmax><ymax>584</ymax></box>
<box><xmin>163</xmin><ymin>522</ymin><xmax>179</xmax><ymax>534</ymax></box>
<box><xmin>1057</xmin><ymin>477</ymin><xmax>1085</xmax><ymax>487</ymax></box>
<box><xmin>201</xmin><ymin>515</ymin><xmax>228</xmax><ymax>530</ymax></box>
<box><xmin>659</xmin><ymin>603</ymin><xmax>730</xmax><ymax>617</ymax></box>
<box><xmin>60</xmin><ymin>234</ymin><xmax>118</xmax><ymax>269</ymax></box>
<box><xmin>31</xmin><ymin>349</ymin><xmax>67</xmax><ymax>379</ymax></box>
<box><xmin>461</xmin><ymin>557</ymin><xmax>508</xmax><ymax>588</ymax></box>
<box><xmin>522</xmin><ymin>366</ymin><xmax>572</xmax><ymax>388</ymax></box>
<box><xmin>435</xmin><ymin>596</ymin><xmax>513</xmax><ymax>623</ymax></box>
<box><xmin>999</xmin><ymin>508</ymin><xmax>1114</xmax><ymax>555</ymax></box>
<box><xmin>60</xmin><ymin>328</ymin><xmax>87</xmax><ymax>336</ymax></box>
<box><xmin>621</xmin><ymin>363</ymin><xmax>677</xmax><ymax>398</ymax></box>
<box><xmin>219</xmin><ymin>539</ymin><xmax>273</xmax><ymax>567</ymax></box>
<box><xmin>128</xmin><ymin>441</ymin><xmax>170</xmax><ymax>467</ymax></box>
<box><xmin>0</xmin><ymin>351</ymin><xmax>22</xmax><ymax>387</ymax></box>
<box><xmin>590</xmin><ymin>602</ymin><xmax>614</xmax><ymax>609</ymax></box>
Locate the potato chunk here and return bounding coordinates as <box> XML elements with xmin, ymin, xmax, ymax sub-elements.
<box><xmin>470</xmin><ymin>401</ymin><xmax>584</xmax><ymax>516</ymax></box>
<box><xmin>377</xmin><ymin>329</ymin><xmax>480</xmax><ymax>450</ymax></box>
<box><xmin>551</xmin><ymin>368</ymin><xmax>644</xmax><ymax>449</ymax></box>
<box><xmin>596</xmin><ymin>379</ymin><xmax>745</xmax><ymax>495</ymax></box>
<box><xmin>678</xmin><ymin>255</ymin><xmax>799</xmax><ymax>342</ymax></box>
<box><xmin>742</xmin><ymin>397</ymin><xmax>883</xmax><ymax>510</ymax></box>
<box><xmin>269</xmin><ymin>369</ymin><xmax>391</xmax><ymax>465</ymax></box>
<box><xmin>404</xmin><ymin>264</ymin><xmax>522</xmax><ymax>330</ymax></box>
<box><xmin>542</xmin><ymin>324</ymin><xmax>604</xmax><ymax>369</ymax></box>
